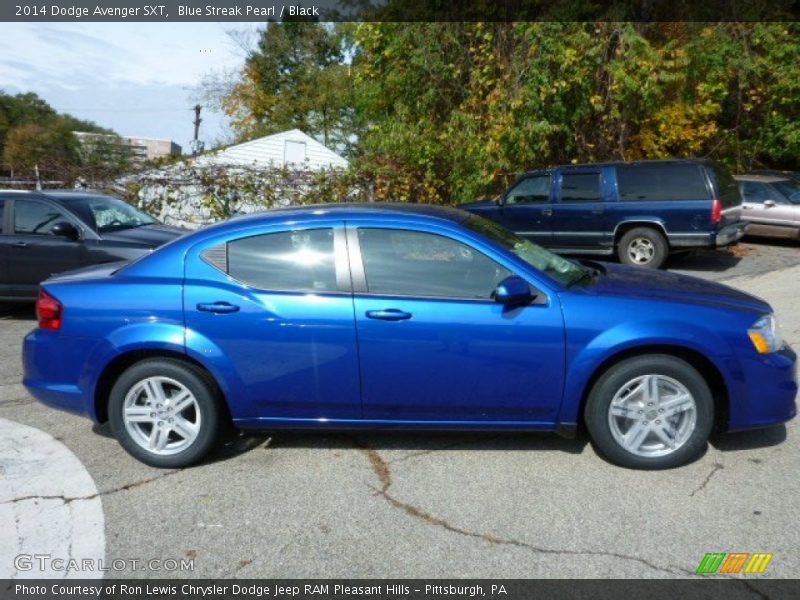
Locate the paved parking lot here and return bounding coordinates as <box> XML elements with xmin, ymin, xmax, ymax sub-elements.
<box><xmin>1</xmin><ymin>238</ymin><xmax>798</xmax><ymax>580</ymax></box>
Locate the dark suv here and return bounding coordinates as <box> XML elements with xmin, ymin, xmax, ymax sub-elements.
<box><xmin>461</xmin><ymin>159</ymin><xmax>745</xmax><ymax>268</ymax></box>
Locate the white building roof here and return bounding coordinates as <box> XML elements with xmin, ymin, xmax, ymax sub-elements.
<box><xmin>196</xmin><ymin>129</ymin><xmax>348</xmax><ymax>170</ymax></box>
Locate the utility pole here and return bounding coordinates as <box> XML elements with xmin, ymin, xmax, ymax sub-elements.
<box><xmin>191</xmin><ymin>104</ymin><xmax>204</xmax><ymax>156</ymax></box>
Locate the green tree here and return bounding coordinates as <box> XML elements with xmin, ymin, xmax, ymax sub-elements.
<box><xmin>212</xmin><ymin>22</ymin><xmax>800</xmax><ymax>204</ymax></box>
<box><xmin>219</xmin><ymin>21</ymin><xmax>355</xmax><ymax>151</ymax></box>
<box><xmin>76</xmin><ymin>134</ymin><xmax>134</xmax><ymax>182</ymax></box>
<box><xmin>0</xmin><ymin>90</ymin><xmax>118</xmax><ymax>184</ymax></box>
<box><xmin>0</xmin><ymin>91</ymin><xmax>109</xmax><ymax>158</ymax></box>
<box><xmin>3</xmin><ymin>123</ymin><xmax>78</xmax><ymax>174</ymax></box>
<box><xmin>349</xmin><ymin>22</ymin><xmax>800</xmax><ymax>202</ymax></box>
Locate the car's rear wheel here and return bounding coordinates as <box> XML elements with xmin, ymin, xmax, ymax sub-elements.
<box><xmin>618</xmin><ymin>227</ymin><xmax>668</xmax><ymax>269</ymax></box>
<box><xmin>109</xmin><ymin>359</ymin><xmax>221</xmax><ymax>468</ymax></box>
<box><xmin>584</xmin><ymin>355</ymin><xmax>714</xmax><ymax>469</ymax></box>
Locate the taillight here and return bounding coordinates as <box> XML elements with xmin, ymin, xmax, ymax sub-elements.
<box><xmin>711</xmin><ymin>198</ymin><xmax>722</xmax><ymax>224</ymax></box>
<box><xmin>36</xmin><ymin>289</ymin><xmax>62</xmax><ymax>331</ymax></box>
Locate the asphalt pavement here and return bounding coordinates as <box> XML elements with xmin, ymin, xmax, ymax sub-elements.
<box><xmin>1</xmin><ymin>238</ymin><xmax>798</xmax><ymax>580</ymax></box>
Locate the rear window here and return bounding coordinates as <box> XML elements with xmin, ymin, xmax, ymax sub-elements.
<box><xmin>221</xmin><ymin>228</ymin><xmax>337</xmax><ymax>293</ymax></box>
<box><xmin>705</xmin><ymin>163</ymin><xmax>742</xmax><ymax>208</ymax></box>
<box><xmin>617</xmin><ymin>164</ymin><xmax>709</xmax><ymax>201</ymax></box>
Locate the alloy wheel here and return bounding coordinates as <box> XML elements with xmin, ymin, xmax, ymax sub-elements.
<box><xmin>607</xmin><ymin>374</ymin><xmax>697</xmax><ymax>457</ymax></box>
<box><xmin>122</xmin><ymin>376</ymin><xmax>201</xmax><ymax>455</ymax></box>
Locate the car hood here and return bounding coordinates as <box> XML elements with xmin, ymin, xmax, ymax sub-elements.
<box><xmin>586</xmin><ymin>263</ymin><xmax>771</xmax><ymax>314</ymax></box>
<box><xmin>99</xmin><ymin>224</ymin><xmax>187</xmax><ymax>246</ymax></box>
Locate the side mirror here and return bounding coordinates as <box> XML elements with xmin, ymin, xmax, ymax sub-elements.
<box><xmin>764</xmin><ymin>200</ymin><xmax>776</xmax><ymax>208</ymax></box>
<box><xmin>493</xmin><ymin>275</ymin><xmax>534</xmax><ymax>306</ymax></box>
<box><xmin>51</xmin><ymin>221</ymin><xmax>80</xmax><ymax>240</ymax></box>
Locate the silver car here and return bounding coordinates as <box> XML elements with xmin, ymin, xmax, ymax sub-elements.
<box><xmin>735</xmin><ymin>174</ymin><xmax>800</xmax><ymax>240</ymax></box>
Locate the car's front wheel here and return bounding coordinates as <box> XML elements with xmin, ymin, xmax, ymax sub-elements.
<box><xmin>109</xmin><ymin>359</ymin><xmax>221</xmax><ymax>468</ymax></box>
<box><xmin>584</xmin><ymin>355</ymin><xmax>714</xmax><ymax>469</ymax></box>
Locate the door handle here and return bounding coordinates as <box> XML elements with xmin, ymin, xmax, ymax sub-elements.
<box><xmin>366</xmin><ymin>309</ymin><xmax>412</xmax><ymax>321</ymax></box>
<box><xmin>542</xmin><ymin>208</ymin><xmax>553</xmax><ymax>217</ymax></box>
<box><xmin>196</xmin><ymin>302</ymin><xmax>240</xmax><ymax>314</ymax></box>
<box><xmin>11</xmin><ymin>241</ymin><xmax>28</xmax><ymax>248</ymax></box>
<box><xmin>591</xmin><ymin>208</ymin><xmax>605</xmax><ymax>214</ymax></box>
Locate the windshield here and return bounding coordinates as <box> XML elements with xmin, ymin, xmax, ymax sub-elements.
<box><xmin>66</xmin><ymin>195</ymin><xmax>157</xmax><ymax>232</ymax></box>
<box><xmin>463</xmin><ymin>214</ymin><xmax>589</xmax><ymax>286</ymax></box>
<box><xmin>773</xmin><ymin>180</ymin><xmax>800</xmax><ymax>204</ymax></box>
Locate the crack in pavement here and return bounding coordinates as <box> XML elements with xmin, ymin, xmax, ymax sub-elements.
<box><xmin>689</xmin><ymin>462</ymin><xmax>724</xmax><ymax>497</ymax></box>
<box><xmin>388</xmin><ymin>434</ymin><xmax>504</xmax><ymax>465</ymax></box>
<box><xmin>738</xmin><ymin>579</ymin><xmax>773</xmax><ymax>600</ymax></box>
<box><xmin>352</xmin><ymin>438</ymin><xmax>690</xmax><ymax>577</ymax></box>
<box><xmin>0</xmin><ymin>469</ymin><xmax>180</xmax><ymax>506</ymax></box>
<box><xmin>0</xmin><ymin>397</ymin><xmax>35</xmax><ymax>407</ymax></box>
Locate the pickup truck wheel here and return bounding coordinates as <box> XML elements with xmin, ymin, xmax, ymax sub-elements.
<box><xmin>584</xmin><ymin>355</ymin><xmax>714</xmax><ymax>469</ymax></box>
<box><xmin>618</xmin><ymin>227</ymin><xmax>668</xmax><ymax>268</ymax></box>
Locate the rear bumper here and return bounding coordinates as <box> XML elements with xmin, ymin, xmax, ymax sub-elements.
<box><xmin>22</xmin><ymin>330</ymin><xmax>97</xmax><ymax>421</ymax></box>
<box><xmin>667</xmin><ymin>222</ymin><xmax>746</xmax><ymax>248</ymax></box>
<box><xmin>667</xmin><ymin>221</ymin><xmax>747</xmax><ymax>248</ymax></box>
<box><xmin>713</xmin><ymin>221</ymin><xmax>747</xmax><ymax>247</ymax></box>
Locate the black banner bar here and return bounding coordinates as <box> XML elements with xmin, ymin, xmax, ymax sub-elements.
<box><xmin>2</xmin><ymin>0</ymin><xmax>800</xmax><ymax>22</ymax></box>
<box><xmin>2</xmin><ymin>580</ymin><xmax>800</xmax><ymax>600</ymax></box>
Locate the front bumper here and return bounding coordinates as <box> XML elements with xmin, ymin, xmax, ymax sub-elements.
<box><xmin>728</xmin><ymin>344</ymin><xmax>798</xmax><ymax>431</ymax></box>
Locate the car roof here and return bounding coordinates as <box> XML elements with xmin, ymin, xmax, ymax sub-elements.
<box><xmin>523</xmin><ymin>158</ymin><xmax>712</xmax><ymax>174</ymax></box>
<box><xmin>224</xmin><ymin>202</ymin><xmax>469</xmax><ymax>226</ymax></box>
<box><xmin>734</xmin><ymin>174</ymin><xmax>792</xmax><ymax>183</ymax></box>
<box><xmin>746</xmin><ymin>169</ymin><xmax>799</xmax><ymax>177</ymax></box>
<box><xmin>0</xmin><ymin>189</ymin><xmax>49</xmax><ymax>196</ymax></box>
<box><xmin>0</xmin><ymin>189</ymin><xmax>116</xmax><ymax>202</ymax></box>
<box><xmin>42</xmin><ymin>190</ymin><xmax>117</xmax><ymax>201</ymax></box>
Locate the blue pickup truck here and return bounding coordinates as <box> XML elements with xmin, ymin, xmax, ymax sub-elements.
<box><xmin>461</xmin><ymin>159</ymin><xmax>746</xmax><ymax>268</ymax></box>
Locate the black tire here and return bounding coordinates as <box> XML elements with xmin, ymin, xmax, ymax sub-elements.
<box><xmin>617</xmin><ymin>227</ymin><xmax>668</xmax><ymax>269</ymax></box>
<box><xmin>108</xmin><ymin>358</ymin><xmax>222</xmax><ymax>468</ymax></box>
<box><xmin>584</xmin><ymin>355</ymin><xmax>714</xmax><ymax>470</ymax></box>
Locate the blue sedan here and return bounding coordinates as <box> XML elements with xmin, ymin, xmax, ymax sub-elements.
<box><xmin>22</xmin><ymin>204</ymin><xmax>797</xmax><ymax>469</ymax></box>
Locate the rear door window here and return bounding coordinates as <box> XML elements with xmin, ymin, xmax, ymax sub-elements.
<box><xmin>617</xmin><ymin>164</ymin><xmax>709</xmax><ymax>201</ymax></box>
<box><xmin>559</xmin><ymin>173</ymin><xmax>602</xmax><ymax>202</ymax></box>
<box><xmin>0</xmin><ymin>198</ymin><xmax>5</xmax><ymax>233</ymax></box>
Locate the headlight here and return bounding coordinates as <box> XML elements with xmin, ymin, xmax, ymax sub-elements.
<box><xmin>748</xmin><ymin>314</ymin><xmax>783</xmax><ymax>354</ymax></box>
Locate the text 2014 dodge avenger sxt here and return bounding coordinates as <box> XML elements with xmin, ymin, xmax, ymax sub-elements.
<box><xmin>23</xmin><ymin>204</ymin><xmax>797</xmax><ymax>469</ymax></box>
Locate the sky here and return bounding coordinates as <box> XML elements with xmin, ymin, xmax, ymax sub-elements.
<box><xmin>0</xmin><ymin>23</ymin><xmax>263</xmax><ymax>153</ymax></box>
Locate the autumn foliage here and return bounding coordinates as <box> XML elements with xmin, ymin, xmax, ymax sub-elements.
<box><xmin>213</xmin><ymin>22</ymin><xmax>800</xmax><ymax>204</ymax></box>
